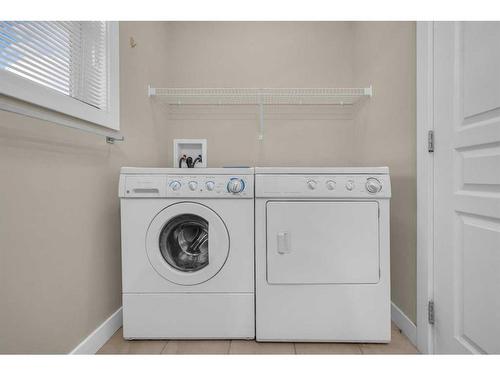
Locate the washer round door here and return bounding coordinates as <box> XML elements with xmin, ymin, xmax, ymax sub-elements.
<box><xmin>146</xmin><ymin>202</ymin><xmax>230</xmax><ymax>285</ymax></box>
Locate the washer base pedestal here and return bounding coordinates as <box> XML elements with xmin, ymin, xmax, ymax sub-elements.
<box><xmin>122</xmin><ymin>293</ymin><xmax>255</xmax><ymax>339</ymax></box>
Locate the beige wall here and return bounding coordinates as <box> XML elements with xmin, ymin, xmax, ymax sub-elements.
<box><xmin>0</xmin><ymin>21</ymin><xmax>416</xmax><ymax>353</ymax></box>
<box><xmin>353</xmin><ymin>22</ymin><xmax>417</xmax><ymax>322</ymax></box>
<box><xmin>163</xmin><ymin>22</ymin><xmax>358</xmax><ymax>167</ymax></box>
<box><xmin>0</xmin><ymin>22</ymin><xmax>170</xmax><ymax>353</ymax></box>
<box><xmin>163</xmin><ymin>21</ymin><xmax>417</xmax><ymax>321</ymax></box>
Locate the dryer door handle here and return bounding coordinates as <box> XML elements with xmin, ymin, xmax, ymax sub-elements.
<box><xmin>277</xmin><ymin>232</ymin><xmax>291</xmax><ymax>254</ymax></box>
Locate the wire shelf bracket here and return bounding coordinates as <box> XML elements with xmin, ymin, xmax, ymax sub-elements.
<box><xmin>148</xmin><ymin>85</ymin><xmax>373</xmax><ymax>140</ymax></box>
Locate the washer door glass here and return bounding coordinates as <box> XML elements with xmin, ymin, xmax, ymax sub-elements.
<box><xmin>159</xmin><ymin>214</ymin><xmax>209</xmax><ymax>272</ymax></box>
<box><xmin>146</xmin><ymin>202</ymin><xmax>230</xmax><ymax>286</ymax></box>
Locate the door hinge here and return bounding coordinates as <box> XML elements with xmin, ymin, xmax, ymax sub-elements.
<box><xmin>428</xmin><ymin>300</ymin><xmax>435</xmax><ymax>325</ymax></box>
<box><xmin>428</xmin><ymin>130</ymin><xmax>434</xmax><ymax>153</ymax></box>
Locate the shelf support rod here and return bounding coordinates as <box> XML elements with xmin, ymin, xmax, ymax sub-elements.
<box><xmin>106</xmin><ymin>136</ymin><xmax>124</xmax><ymax>144</ymax></box>
<box><xmin>365</xmin><ymin>85</ymin><xmax>373</xmax><ymax>97</ymax></box>
<box><xmin>148</xmin><ymin>84</ymin><xmax>156</xmax><ymax>97</ymax></box>
<box><xmin>258</xmin><ymin>101</ymin><xmax>264</xmax><ymax>141</ymax></box>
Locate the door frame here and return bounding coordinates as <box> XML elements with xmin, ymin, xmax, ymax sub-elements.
<box><xmin>416</xmin><ymin>20</ymin><xmax>435</xmax><ymax>354</ymax></box>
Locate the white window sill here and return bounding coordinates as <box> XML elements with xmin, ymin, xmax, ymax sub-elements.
<box><xmin>0</xmin><ymin>94</ymin><xmax>123</xmax><ymax>143</ymax></box>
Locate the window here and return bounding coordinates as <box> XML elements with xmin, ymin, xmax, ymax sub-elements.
<box><xmin>0</xmin><ymin>21</ymin><xmax>119</xmax><ymax>131</ymax></box>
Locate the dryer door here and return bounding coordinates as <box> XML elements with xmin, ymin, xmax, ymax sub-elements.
<box><xmin>146</xmin><ymin>202</ymin><xmax>230</xmax><ymax>285</ymax></box>
<box><xmin>266</xmin><ymin>201</ymin><xmax>380</xmax><ymax>284</ymax></box>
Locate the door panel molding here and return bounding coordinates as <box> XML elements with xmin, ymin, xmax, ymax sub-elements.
<box><xmin>433</xmin><ymin>21</ymin><xmax>500</xmax><ymax>354</ymax></box>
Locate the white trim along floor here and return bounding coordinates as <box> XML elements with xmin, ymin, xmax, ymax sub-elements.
<box><xmin>71</xmin><ymin>303</ymin><xmax>418</xmax><ymax>354</ymax></box>
<box><xmin>70</xmin><ymin>308</ymin><xmax>123</xmax><ymax>355</ymax></box>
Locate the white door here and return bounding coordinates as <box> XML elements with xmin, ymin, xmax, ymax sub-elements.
<box><xmin>434</xmin><ymin>21</ymin><xmax>500</xmax><ymax>354</ymax></box>
<box><xmin>266</xmin><ymin>201</ymin><xmax>380</xmax><ymax>284</ymax></box>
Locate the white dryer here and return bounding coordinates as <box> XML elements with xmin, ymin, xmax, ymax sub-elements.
<box><xmin>255</xmin><ymin>167</ymin><xmax>391</xmax><ymax>342</ymax></box>
<box><xmin>119</xmin><ymin>167</ymin><xmax>254</xmax><ymax>339</ymax></box>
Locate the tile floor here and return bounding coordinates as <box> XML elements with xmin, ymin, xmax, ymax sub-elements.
<box><xmin>97</xmin><ymin>322</ymin><xmax>419</xmax><ymax>354</ymax></box>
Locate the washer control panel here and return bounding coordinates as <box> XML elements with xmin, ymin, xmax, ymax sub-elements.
<box><xmin>255</xmin><ymin>174</ymin><xmax>391</xmax><ymax>198</ymax></box>
<box><xmin>166</xmin><ymin>175</ymin><xmax>252</xmax><ymax>198</ymax></box>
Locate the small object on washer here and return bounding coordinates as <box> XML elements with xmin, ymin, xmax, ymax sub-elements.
<box><xmin>192</xmin><ymin>154</ymin><xmax>203</xmax><ymax>167</ymax></box>
<box><xmin>178</xmin><ymin>154</ymin><xmax>187</xmax><ymax>168</ymax></box>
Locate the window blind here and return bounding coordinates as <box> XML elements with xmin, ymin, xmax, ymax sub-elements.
<box><xmin>0</xmin><ymin>21</ymin><xmax>108</xmax><ymax>110</ymax></box>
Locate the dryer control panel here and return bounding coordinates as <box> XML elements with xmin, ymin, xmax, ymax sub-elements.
<box><xmin>255</xmin><ymin>174</ymin><xmax>391</xmax><ymax>199</ymax></box>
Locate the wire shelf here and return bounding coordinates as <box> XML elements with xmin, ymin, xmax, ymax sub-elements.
<box><xmin>148</xmin><ymin>86</ymin><xmax>372</xmax><ymax>105</ymax></box>
<box><xmin>148</xmin><ymin>85</ymin><xmax>373</xmax><ymax>140</ymax></box>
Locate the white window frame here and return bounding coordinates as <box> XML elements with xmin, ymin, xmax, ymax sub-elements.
<box><xmin>0</xmin><ymin>22</ymin><xmax>120</xmax><ymax>132</ymax></box>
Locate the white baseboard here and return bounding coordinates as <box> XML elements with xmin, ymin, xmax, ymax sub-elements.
<box><xmin>69</xmin><ymin>303</ymin><xmax>414</xmax><ymax>353</ymax></box>
<box><xmin>70</xmin><ymin>307</ymin><xmax>123</xmax><ymax>354</ymax></box>
<box><xmin>391</xmin><ymin>302</ymin><xmax>417</xmax><ymax>346</ymax></box>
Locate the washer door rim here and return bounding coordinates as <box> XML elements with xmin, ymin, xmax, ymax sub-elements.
<box><xmin>146</xmin><ymin>202</ymin><xmax>230</xmax><ymax>285</ymax></box>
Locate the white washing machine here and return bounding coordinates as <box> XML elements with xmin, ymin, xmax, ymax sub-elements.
<box><xmin>119</xmin><ymin>167</ymin><xmax>254</xmax><ymax>339</ymax></box>
<box><xmin>255</xmin><ymin>167</ymin><xmax>391</xmax><ymax>342</ymax></box>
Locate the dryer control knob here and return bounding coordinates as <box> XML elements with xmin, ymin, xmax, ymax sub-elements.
<box><xmin>205</xmin><ymin>181</ymin><xmax>215</xmax><ymax>191</ymax></box>
<box><xmin>345</xmin><ymin>180</ymin><xmax>355</xmax><ymax>191</ymax></box>
<box><xmin>307</xmin><ymin>180</ymin><xmax>317</xmax><ymax>190</ymax></box>
<box><xmin>227</xmin><ymin>178</ymin><xmax>245</xmax><ymax>193</ymax></box>
<box><xmin>188</xmin><ymin>181</ymin><xmax>198</xmax><ymax>191</ymax></box>
<box><xmin>326</xmin><ymin>180</ymin><xmax>336</xmax><ymax>190</ymax></box>
<box><xmin>366</xmin><ymin>177</ymin><xmax>382</xmax><ymax>194</ymax></box>
<box><xmin>169</xmin><ymin>180</ymin><xmax>181</xmax><ymax>191</ymax></box>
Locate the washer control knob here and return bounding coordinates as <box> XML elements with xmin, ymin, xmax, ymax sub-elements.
<box><xmin>205</xmin><ymin>181</ymin><xmax>215</xmax><ymax>191</ymax></box>
<box><xmin>366</xmin><ymin>177</ymin><xmax>382</xmax><ymax>194</ymax></box>
<box><xmin>227</xmin><ymin>178</ymin><xmax>245</xmax><ymax>193</ymax></box>
<box><xmin>326</xmin><ymin>180</ymin><xmax>336</xmax><ymax>190</ymax></box>
<box><xmin>169</xmin><ymin>180</ymin><xmax>181</xmax><ymax>191</ymax></box>
<box><xmin>345</xmin><ymin>180</ymin><xmax>355</xmax><ymax>191</ymax></box>
<box><xmin>188</xmin><ymin>181</ymin><xmax>198</xmax><ymax>191</ymax></box>
<box><xmin>307</xmin><ymin>180</ymin><xmax>317</xmax><ymax>190</ymax></box>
